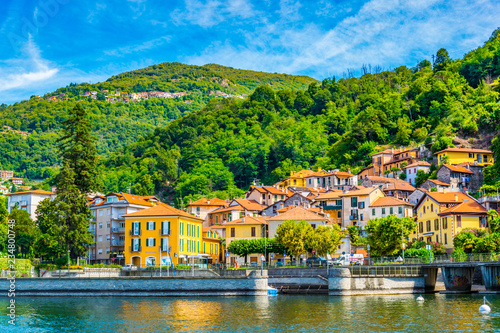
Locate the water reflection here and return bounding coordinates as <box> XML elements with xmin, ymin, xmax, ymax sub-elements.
<box><xmin>0</xmin><ymin>294</ymin><xmax>499</xmax><ymax>332</ymax></box>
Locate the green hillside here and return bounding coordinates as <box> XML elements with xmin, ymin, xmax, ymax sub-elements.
<box><xmin>0</xmin><ymin>63</ymin><xmax>317</xmax><ymax>179</ymax></box>
<box><xmin>100</xmin><ymin>30</ymin><xmax>500</xmax><ymax>204</ymax></box>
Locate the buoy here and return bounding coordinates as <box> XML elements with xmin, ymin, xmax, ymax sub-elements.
<box><xmin>416</xmin><ymin>295</ymin><xmax>424</xmax><ymax>302</ymax></box>
<box><xmin>479</xmin><ymin>296</ymin><xmax>491</xmax><ymax>314</ymax></box>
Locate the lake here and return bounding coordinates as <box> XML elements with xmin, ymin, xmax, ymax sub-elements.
<box><xmin>1</xmin><ymin>294</ymin><xmax>498</xmax><ymax>332</ymax></box>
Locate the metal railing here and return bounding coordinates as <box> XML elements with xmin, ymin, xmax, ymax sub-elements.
<box><xmin>129</xmin><ymin>230</ymin><xmax>141</xmax><ymax>236</ymax></box>
<box><xmin>111</xmin><ymin>227</ymin><xmax>125</xmax><ymax>233</ymax></box>
<box><xmin>159</xmin><ymin>229</ymin><xmax>170</xmax><ymax>236</ymax></box>
<box><xmin>129</xmin><ymin>246</ymin><xmax>141</xmax><ymax>252</ymax></box>
<box><xmin>371</xmin><ymin>253</ymin><xmax>500</xmax><ymax>265</ymax></box>
<box><xmin>111</xmin><ymin>240</ymin><xmax>125</xmax><ymax>246</ymax></box>
<box><xmin>348</xmin><ymin>265</ymin><xmax>423</xmax><ymax>277</ymax></box>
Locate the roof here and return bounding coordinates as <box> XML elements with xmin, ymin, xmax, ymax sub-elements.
<box><xmin>339</xmin><ymin>187</ymin><xmax>379</xmax><ymax>197</ymax></box>
<box><xmin>403</xmin><ymin>161</ymin><xmax>431</xmax><ymax>169</ymax></box>
<box><xmin>203</xmin><ymin>225</ymin><xmax>226</xmax><ymax>231</ymax></box>
<box><xmin>121</xmin><ymin>193</ymin><xmax>155</xmax><ymax>206</ymax></box>
<box><xmin>440</xmin><ymin>164</ymin><xmax>474</xmax><ymax>174</ymax></box>
<box><xmin>434</xmin><ymin>147</ymin><xmax>492</xmax><ymax>155</ymax></box>
<box><xmin>209</xmin><ymin>205</ymin><xmax>245</xmax><ymax>214</ymax></box>
<box><xmin>248</xmin><ymin>186</ymin><xmax>287</xmax><ymax>196</ymax></box>
<box><xmin>425</xmin><ymin>192</ymin><xmax>471</xmax><ymax>204</ymax></box>
<box><xmin>425</xmin><ymin>179</ymin><xmax>450</xmax><ymax>186</ymax></box>
<box><xmin>123</xmin><ymin>202</ymin><xmax>203</xmax><ymax>221</ymax></box>
<box><xmin>438</xmin><ymin>200</ymin><xmax>488</xmax><ymax>216</ymax></box>
<box><xmin>315</xmin><ymin>191</ymin><xmax>343</xmax><ymax>200</ymax></box>
<box><xmin>232</xmin><ymin>199</ymin><xmax>267</xmax><ymax>211</ymax></box>
<box><xmin>6</xmin><ymin>190</ymin><xmax>53</xmax><ymax>196</ymax></box>
<box><xmin>364</xmin><ymin>176</ymin><xmax>410</xmax><ymax>185</ymax></box>
<box><xmin>371</xmin><ymin>148</ymin><xmax>395</xmax><ymax>156</ymax></box>
<box><xmin>371</xmin><ymin>197</ymin><xmax>414</xmax><ymax>207</ymax></box>
<box><xmin>187</xmin><ymin>198</ymin><xmax>228</xmax><ymax>207</ymax></box>
<box><xmin>268</xmin><ymin>206</ymin><xmax>327</xmax><ymax>222</ymax></box>
<box><xmin>383</xmin><ymin>182</ymin><xmax>416</xmax><ymax>192</ymax></box>
<box><xmin>224</xmin><ymin>216</ymin><xmax>268</xmax><ymax>226</ymax></box>
<box><xmin>335</xmin><ymin>171</ymin><xmax>354</xmax><ymax>178</ymax></box>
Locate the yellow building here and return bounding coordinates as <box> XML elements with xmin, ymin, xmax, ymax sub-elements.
<box><xmin>413</xmin><ymin>192</ymin><xmax>487</xmax><ymax>252</ymax></box>
<box><xmin>435</xmin><ymin>148</ymin><xmax>494</xmax><ymax>166</ymax></box>
<box><xmin>123</xmin><ymin>202</ymin><xmax>208</xmax><ymax>267</ymax></box>
<box><xmin>274</xmin><ymin>168</ymin><xmax>329</xmax><ymax>190</ymax></box>
<box><xmin>202</xmin><ymin>227</ymin><xmax>222</xmax><ymax>264</ymax></box>
<box><xmin>225</xmin><ymin>216</ymin><xmax>267</xmax><ymax>266</ymax></box>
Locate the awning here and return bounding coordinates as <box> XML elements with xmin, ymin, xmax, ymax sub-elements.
<box><xmin>423</xmin><ymin>232</ymin><xmax>434</xmax><ymax>236</ymax></box>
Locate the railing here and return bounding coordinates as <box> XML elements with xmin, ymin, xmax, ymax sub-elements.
<box><xmin>323</xmin><ymin>205</ymin><xmax>342</xmax><ymax>210</ymax></box>
<box><xmin>112</xmin><ymin>227</ymin><xmax>125</xmax><ymax>233</ymax></box>
<box><xmin>129</xmin><ymin>230</ymin><xmax>141</xmax><ymax>236</ymax></box>
<box><xmin>477</xmin><ymin>195</ymin><xmax>500</xmax><ymax>204</ymax></box>
<box><xmin>159</xmin><ymin>229</ymin><xmax>170</xmax><ymax>236</ymax></box>
<box><xmin>348</xmin><ymin>266</ymin><xmax>423</xmax><ymax>277</ymax></box>
<box><xmin>371</xmin><ymin>253</ymin><xmax>500</xmax><ymax>265</ymax></box>
<box><xmin>349</xmin><ymin>215</ymin><xmax>359</xmax><ymax>220</ymax></box>
<box><xmin>129</xmin><ymin>246</ymin><xmax>141</xmax><ymax>252</ymax></box>
<box><xmin>111</xmin><ymin>240</ymin><xmax>125</xmax><ymax>246</ymax></box>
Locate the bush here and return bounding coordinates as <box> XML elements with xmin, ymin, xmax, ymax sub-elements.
<box><xmin>432</xmin><ymin>242</ymin><xmax>447</xmax><ymax>255</ymax></box>
<box><xmin>404</xmin><ymin>248</ymin><xmax>434</xmax><ymax>263</ymax></box>
<box><xmin>0</xmin><ymin>258</ymin><xmax>33</xmax><ymax>277</ymax></box>
<box><xmin>175</xmin><ymin>264</ymin><xmax>191</xmax><ymax>269</ymax></box>
<box><xmin>451</xmin><ymin>248</ymin><xmax>467</xmax><ymax>262</ymax></box>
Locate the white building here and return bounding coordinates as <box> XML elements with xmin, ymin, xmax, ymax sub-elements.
<box><xmin>6</xmin><ymin>190</ymin><xmax>55</xmax><ymax>220</ymax></box>
<box><xmin>403</xmin><ymin>161</ymin><xmax>431</xmax><ymax>186</ymax></box>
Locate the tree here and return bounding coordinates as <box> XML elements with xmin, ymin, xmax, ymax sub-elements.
<box><xmin>57</xmin><ymin>104</ymin><xmax>98</xmax><ymax>194</ymax></box>
<box><xmin>489</xmin><ymin>210</ymin><xmax>500</xmax><ymax>234</ymax></box>
<box><xmin>0</xmin><ymin>196</ymin><xmax>8</xmax><ymax>222</ymax></box>
<box><xmin>399</xmin><ymin>173</ymin><xmax>407</xmax><ymax>180</ymax></box>
<box><xmin>434</xmin><ymin>48</ymin><xmax>451</xmax><ymax>72</ymax></box>
<box><xmin>275</xmin><ymin>220</ymin><xmax>313</xmax><ymax>258</ymax></box>
<box><xmin>395</xmin><ymin>117</ymin><xmax>411</xmax><ymax>145</ymax></box>
<box><xmin>308</xmin><ymin>225</ymin><xmax>344</xmax><ymax>256</ymax></box>
<box><xmin>347</xmin><ymin>225</ymin><xmax>366</xmax><ymax>248</ymax></box>
<box><xmin>8</xmin><ymin>209</ymin><xmax>38</xmax><ymax>258</ymax></box>
<box><xmin>415</xmin><ymin>169</ymin><xmax>429</xmax><ymax>187</ymax></box>
<box><xmin>453</xmin><ymin>228</ymin><xmax>487</xmax><ymax>253</ymax></box>
<box><xmin>227</xmin><ymin>239</ymin><xmax>252</xmax><ymax>264</ymax></box>
<box><xmin>365</xmin><ymin>215</ymin><xmax>416</xmax><ymax>256</ymax></box>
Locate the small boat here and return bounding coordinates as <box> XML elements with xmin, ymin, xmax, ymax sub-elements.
<box><xmin>267</xmin><ymin>286</ymin><xmax>278</xmax><ymax>296</ymax></box>
<box><xmin>416</xmin><ymin>295</ymin><xmax>424</xmax><ymax>302</ymax></box>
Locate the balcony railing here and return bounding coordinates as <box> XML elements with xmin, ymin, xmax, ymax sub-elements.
<box><xmin>349</xmin><ymin>215</ymin><xmax>359</xmax><ymax>220</ymax></box>
<box><xmin>111</xmin><ymin>239</ymin><xmax>125</xmax><ymax>246</ymax></box>
<box><xmin>477</xmin><ymin>195</ymin><xmax>500</xmax><ymax>204</ymax></box>
<box><xmin>112</xmin><ymin>227</ymin><xmax>125</xmax><ymax>233</ymax></box>
<box><xmin>158</xmin><ymin>246</ymin><xmax>169</xmax><ymax>252</ymax></box>
<box><xmin>129</xmin><ymin>246</ymin><xmax>141</xmax><ymax>252</ymax></box>
<box><xmin>129</xmin><ymin>230</ymin><xmax>141</xmax><ymax>236</ymax></box>
<box><xmin>159</xmin><ymin>229</ymin><xmax>171</xmax><ymax>236</ymax></box>
<box><xmin>323</xmin><ymin>205</ymin><xmax>342</xmax><ymax>210</ymax></box>
<box><xmin>19</xmin><ymin>200</ymin><xmax>28</xmax><ymax>206</ymax></box>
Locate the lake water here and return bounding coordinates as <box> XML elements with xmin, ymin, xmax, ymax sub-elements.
<box><xmin>1</xmin><ymin>294</ymin><xmax>499</xmax><ymax>332</ymax></box>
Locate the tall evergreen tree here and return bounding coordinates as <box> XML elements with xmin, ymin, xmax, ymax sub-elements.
<box><xmin>57</xmin><ymin>103</ymin><xmax>98</xmax><ymax>194</ymax></box>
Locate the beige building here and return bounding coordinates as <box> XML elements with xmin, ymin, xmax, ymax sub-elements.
<box><xmin>339</xmin><ymin>187</ymin><xmax>385</xmax><ymax>228</ymax></box>
<box><xmin>369</xmin><ymin>197</ymin><xmax>414</xmax><ymax>219</ymax></box>
<box><xmin>6</xmin><ymin>190</ymin><xmax>55</xmax><ymax>221</ymax></box>
<box><xmin>186</xmin><ymin>198</ymin><xmax>228</xmax><ymax>227</ymax></box>
<box><xmin>245</xmin><ymin>186</ymin><xmax>287</xmax><ymax>206</ymax></box>
<box><xmin>89</xmin><ymin>192</ymin><xmax>159</xmax><ymax>264</ymax></box>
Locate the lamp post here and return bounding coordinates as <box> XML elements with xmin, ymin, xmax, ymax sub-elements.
<box><xmin>367</xmin><ymin>244</ymin><xmax>371</xmax><ymax>266</ymax></box>
<box><xmin>67</xmin><ymin>249</ymin><xmax>70</xmax><ymax>276</ymax></box>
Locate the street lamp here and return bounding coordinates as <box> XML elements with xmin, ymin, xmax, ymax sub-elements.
<box><xmin>67</xmin><ymin>249</ymin><xmax>70</xmax><ymax>276</ymax></box>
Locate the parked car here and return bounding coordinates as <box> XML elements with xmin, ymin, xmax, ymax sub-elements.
<box><xmin>121</xmin><ymin>264</ymin><xmax>138</xmax><ymax>271</ymax></box>
<box><xmin>306</xmin><ymin>257</ymin><xmax>327</xmax><ymax>267</ymax></box>
<box><xmin>333</xmin><ymin>254</ymin><xmax>364</xmax><ymax>266</ymax></box>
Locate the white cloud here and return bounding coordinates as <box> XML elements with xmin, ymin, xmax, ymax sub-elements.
<box><xmin>0</xmin><ymin>36</ymin><xmax>58</xmax><ymax>92</ymax></box>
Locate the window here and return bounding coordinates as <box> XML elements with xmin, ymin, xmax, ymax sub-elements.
<box><xmin>358</xmin><ymin>201</ymin><xmax>365</xmax><ymax>209</ymax></box>
<box><xmin>106</xmin><ymin>209</ymin><xmax>110</xmax><ymax>215</ymax></box>
<box><xmin>337</xmin><ymin>211</ymin><xmax>341</xmax><ymax>218</ymax></box>
<box><xmin>484</xmin><ymin>155</ymin><xmax>488</xmax><ymax>163</ymax></box>
<box><xmin>210</xmin><ymin>243</ymin><xmax>213</xmax><ymax>254</ymax></box>
<box><xmin>360</xmin><ymin>214</ymin><xmax>364</xmax><ymax>221</ymax></box>
<box><xmin>469</xmin><ymin>153</ymin><xmax>474</xmax><ymax>158</ymax></box>
<box><xmin>146</xmin><ymin>238</ymin><xmax>156</xmax><ymax>247</ymax></box>
<box><xmin>187</xmin><ymin>223</ymin><xmax>191</xmax><ymax>236</ymax></box>
<box><xmin>426</xmin><ymin>220</ymin><xmax>431</xmax><ymax>231</ymax></box>
<box><xmin>390</xmin><ymin>207</ymin><xmax>394</xmax><ymax>215</ymax></box>
<box><xmin>197</xmin><ymin>241</ymin><xmax>200</xmax><ymax>253</ymax></box>
<box><xmin>231</xmin><ymin>228</ymin><xmax>235</xmax><ymax>237</ymax></box>
<box><xmin>351</xmin><ymin>197</ymin><xmax>358</xmax><ymax>208</ymax></box>
<box><xmin>98</xmin><ymin>236</ymin><xmax>103</xmax><ymax>242</ymax></box>
<box><xmin>132</xmin><ymin>222</ymin><xmax>140</xmax><ymax>235</ymax></box>
<box><xmin>419</xmin><ymin>222</ymin><xmax>423</xmax><ymax>233</ymax></box>
<box><xmin>106</xmin><ymin>248</ymin><xmax>110</xmax><ymax>254</ymax></box>
<box><xmin>442</xmin><ymin>217</ymin><xmax>448</xmax><ymax>229</ymax></box>
<box><xmin>106</xmin><ymin>222</ymin><xmax>110</xmax><ymax>228</ymax></box>
<box><xmin>180</xmin><ymin>222</ymin><xmax>183</xmax><ymax>236</ymax></box>
<box><xmin>106</xmin><ymin>234</ymin><xmax>110</xmax><ymax>241</ymax></box>
<box><xmin>99</xmin><ymin>223</ymin><xmax>103</xmax><ymax>229</ymax></box>
<box><xmin>147</xmin><ymin>221</ymin><xmax>156</xmax><ymax>230</ymax></box>
<box><xmin>382</xmin><ymin>208</ymin><xmax>386</xmax><ymax>215</ymax></box>
<box><xmin>162</xmin><ymin>221</ymin><xmax>171</xmax><ymax>235</ymax></box>
<box><xmin>398</xmin><ymin>207</ymin><xmax>403</xmax><ymax>215</ymax></box>
<box><xmin>215</xmin><ymin>244</ymin><xmax>218</xmax><ymax>255</ymax></box>
<box><xmin>99</xmin><ymin>210</ymin><xmax>103</xmax><ymax>216</ymax></box>
<box><xmin>311</xmin><ymin>224</ymin><xmax>316</xmax><ymax>229</ymax></box>
<box><xmin>372</xmin><ymin>208</ymin><xmax>376</xmax><ymax>215</ymax></box>
<box><xmin>336</xmin><ymin>200</ymin><xmax>342</xmax><ymax>206</ymax></box>
<box><xmin>274</xmin><ymin>195</ymin><xmax>277</xmax><ymax>201</ymax></box>
<box><xmin>436</xmin><ymin>235</ymin><xmax>439</xmax><ymax>244</ymax></box>
<box><xmin>203</xmin><ymin>243</ymin><xmax>206</xmax><ymax>253</ymax></box>
<box><xmin>98</xmin><ymin>249</ymin><xmax>103</xmax><ymax>254</ymax></box>
<box><xmin>179</xmin><ymin>239</ymin><xmax>183</xmax><ymax>251</ymax></box>
<box><xmin>434</xmin><ymin>219</ymin><xmax>439</xmax><ymax>231</ymax></box>
<box><xmin>251</xmin><ymin>227</ymin><xmax>256</xmax><ymax>237</ymax></box>
<box><xmin>409</xmin><ymin>169</ymin><xmax>411</xmax><ymax>174</ymax></box>
<box><xmin>431</xmin><ymin>204</ymin><xmax>433</xmax><ymax>212</ymax></box>
<box><xmin>444</xmin><ymin>234</ymin><xmax>447</xmax><ymax>245</ymax></box>
<box><xmin>192</xmin><ymin>225</ymin><xmax>195</xmax><ymax>238</ymax></box>
<box><xmin>457</xmin><ymin>216</ymin><xmax>462</xmax><ymax>228</ymax></box>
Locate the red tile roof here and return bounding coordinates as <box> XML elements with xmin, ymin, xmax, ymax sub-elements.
<box><xmin>438</xmin><ymin>200</ymin><xmax>487</xmax><ymax>216</ymax></box>
<box><xmin>425</xmin><ymin>192</ymin><xmax>470</xmax><ymax>204</ymax></box>
<box><xmin>187</xmin><ymin>198</ymin><xmax>228</xmax><ymax>207</ymax></box>
<box><xmin>268</xmin><ymin>206</ymin><xmax>327</xmax><ymax>222</ymax></box>
<box><xmin>6</xmin><ymin>190</ymin><xmax>53</xmax><ymax>196</ymax></box>
<box><xmin>434</xmin><ymin>147</ymin><xmax>492</xmax><ymax>155</ymax></box>
<box><xmin>232</xmin><ymin>199</ymin><xmax>267</xmax><ymax>211</ymax></box>
<box><xmin>441</xmin><ymin>164</ymin><xmax>474</xmax><ymax>174</ymax></box>
<box><xmin>339</xmin><ymin>187</ymin><xmax>379</xmax><ymax>197</ymax></box>
<box><xmin>403</xmin><ymin>161</ymin><xmax>431</xmax><ymax>169</ymax></box>
<box><xmin>123</xmin><ymin>202</ymin><xmax>203</xmax><ymax>221</ymax></box>
<box><xmin>383</xmin><ymin>182</ymin><xmax>416</xmax><ymax>192</ymax></box>
<box><xmin>371</xmin><ymin>197</ymin><xmax>414</xmax><ymax>207</ymax></box>
<box><xmin>425</xmin><ymin>179</ymin><xmax>450</xmax><ymax>186</ymax></box>
<box><xmin>224</xmin><ymin>216</ymin><xmax>268</xmax><ymax>225</ymax></box>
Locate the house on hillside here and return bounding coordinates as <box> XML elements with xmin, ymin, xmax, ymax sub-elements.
<box><xmin>435</xmin><ymin>147</ymin><xmax>494</xmax><ymax>166</ymax></box>
<box><xmin>403</xmin><ymin>161</ymin><xmax>431</xmax><ymax>186</ymax></box>
<box><xmin>421</xmin><ymin>179</ymin><xmax>451</xmax><ymax>192</ymax></box>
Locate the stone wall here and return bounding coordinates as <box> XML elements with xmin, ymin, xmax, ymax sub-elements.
<box><xmin>328</xmin><ymin>268</ymin><xmax>425</xmax><ymax>296</ymax></box>
<box><xmin>0</xmin><ymin>270</ymin><xmax>268</xmax><ymax>297</ymax></box>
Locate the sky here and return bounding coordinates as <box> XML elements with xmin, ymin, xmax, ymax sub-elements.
<box><xmin>1</xmin><ymin>0</ymin><xmax>499</xmax><ymax>105</ymax></box>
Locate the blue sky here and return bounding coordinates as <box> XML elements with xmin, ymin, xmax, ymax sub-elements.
<box><xmin>1</xmin><ymin>0</ymin><xmax>499</xmax><ymax>105</ymax></box>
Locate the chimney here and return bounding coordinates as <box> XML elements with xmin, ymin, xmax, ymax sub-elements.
<box><xmin>241</xmin><ymin>217</ymin><xmax>245</xmax><ymax>223</ymax></box>
<box><xmin>207</xmin><ymin>200</ymin><xmax>210</xmax><ymax>205</ymax></box>
<box><xmin>454</xmin><ymin>194</ymin><xmax>458</xmax><ymax>202</ymax></box>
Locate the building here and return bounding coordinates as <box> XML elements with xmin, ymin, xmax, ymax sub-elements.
<box><xmin>382</xmin><ymin>182</ymin><xmax>416</xmax><ymax>201</ymax></box>
<box><xmin>123</xmin><ymin>202</ymin><xmax>208</xmax><ymax>268</ymax></box>
<box><xmin>267</xmin><ymin>206</ymin><xmax>329</xmax><ymax>238</ymax></box>
<box><xmin>186</xmin><ymin>198</ymin><xmax>228</xmax><ymax>227</ymax></box>
<box><xmin>225</xmin><ymin>216</ymin><xmax>267</xmax><ymax>266</ymax></box>
<box><xmin>403</xmin><ymin>161</ymin><xmax>431</xmax><ymax>186</ymax></box>
<box><xmin>420</xmin><ymin>179</ymin><xmax>451</xmax><ymax>192</ymax></box>
<box><xmin>370</xmin><ymin>147</ymin><xmax>420</xmax><ymax>177</ymax></box>
<box><xmin>314</xmin><ymin>191</ymin><xmax>343</xmax><ymax>225</ymax></box>
<box><xmin>202</xmin><ymin>227</ymin><xmax>223</xmax><ymax>264</ymax></box>
<box><xmin>11</xmin><ymin>178</ymin><xmax>23</xmax><ymax>185</ymax></box>
<box><xmin>245</xmin><ymin>186</ymin><xmax>287</xmax><ymax>206</ymax></box>
<box><xmin>408</xmin><ymin>188</ymin><xmax>429</xmax><ymax>206</ymax></box>
<box><xmin>6</xmin><ymin>190</ymin><xmax>55</xmax><ymax>220</ymax></box>
<box><xmin>435</xmin><ymin>147</ymin><xmax>494</xmax><ymax>166</ymax></box>
<box><xmin>0</xmin><ymin>170</ymin><xmax>13</xmax><ymax>180</ymax></box>
<box><xmin>369</xmin><ymin>197</ymin><xmax>414</xmax><ymax>219</ymax></box>
<box><xmin>90</xmin><ymin>192</ymin><xmax>159</xmax><ymax>264</ymax></box>
<box><xmin>207</xmin><ymin>199</ymin><xmax>266</xmax><ymax>225</ymax></box>
<box><xmin>274</xmin><ymin>168</ymin><xmax>329</xmax><ymax>190</ymax></box>
<box><xmin>436</xmin><ymin>164</ymin><xmax>474</xmax><ymax>193</ymax></box>
<box><xmin>412</xmin><ymin>192</ymin><xmax>487</xmax><ymax>252</ymax></box>
<box><xmin>0</xmin><ymin>185</ymin><xmax>8</xmax><ymax>195</ymax></box>
<box><xmin>339</xmin><ymin>187</ymin><xmax>385</xmax><ymax>228</ymax></box>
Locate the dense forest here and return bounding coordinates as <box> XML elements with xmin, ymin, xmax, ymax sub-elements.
<box><xmin>100</xmin><ymin>29</ymin><xmax>500</xmax><ymax>205</ymax></box>
<box><xmin>0</xmin><ymin>63</ymin><xmax>316</xmax><ymax>179</ymax></box>
<box><xmin>2</xmin><ymin>29</ymin><xmax>500</xmax><ymax>205</ymax></box>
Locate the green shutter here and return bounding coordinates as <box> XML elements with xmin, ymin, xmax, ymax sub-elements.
<box><xmin>168</xmin><ymin>221</ymin><xmax>171</xmax><ymax>235</ymax></box>
<box><xmin>153</xmin><ymin>222</ymin><xmax>156</xmax><ymax>230</ymax></box>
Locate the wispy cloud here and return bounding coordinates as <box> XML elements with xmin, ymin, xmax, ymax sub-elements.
<box><xmin>103</xmin><ymin>36</ymin><xmax>171</xmax><ymax>57</ymax></box>
<box><xmin>0</xmin><ymin>36</ymin><xmax>58</xmax><ymax>92</ymax></box>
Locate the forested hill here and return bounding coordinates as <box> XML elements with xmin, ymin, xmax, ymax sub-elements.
<box><xmin>100</xmin><ymin>29</ymin><xmax>500</xmax><ymax>204</ymax></box>
<box><xmin>0</xmin><ymin>63</ymin><xmax>317</xmax><ymax>179</ymax></box>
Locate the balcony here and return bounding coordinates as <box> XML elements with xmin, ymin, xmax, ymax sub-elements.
<box><xmin>129</xmin><ymin>230</ymin><xmax>141</xmax><ymax>236</ymax></box>
<box><xmin>112</xmin><ymin>227</ymin><xmax>125</xmax><ymax>233</ymax></box>
<box><xmin>158</xmin><ymin>246</ymin><xmax>170</xmax><ymax>252</ymax></box>
<box><xmin>19</xmin><ymin>200</ymin><xmax>28</xmax><ymax>206</ymax></box>
<box><xmin>159</xmin><ymin>229</ymin><xmax>170</xmax><ymax>236</ymax></box>
<box><xmin>349</xmin><ymin>215</ymin><xmax>359</xmax><ymax>220</ymax></box>
<box><xmin>477</xmin><ymin>195</ymin><xmax>500</xmax><ymax>204</ymax></box>
<box><xmin>129</xmin><ymin>246</ymin><xmax>141</xmax><ymax>252</ymax></box>
<box><xmin>323</xmin><ymin>205</ymin><xmax>342</xmax><ymax>210</ymax></box>
<box><xmin>111</xmin><ymin>239</ymin><xmax>125</xmax><ymax>246</ymax></box>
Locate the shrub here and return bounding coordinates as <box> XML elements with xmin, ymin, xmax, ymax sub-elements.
<box><xmin>451</xmin><ymin>248</ymin><xmax>467</xmax><ymax>262</ymax></box>
<box><xmin>432</xmin><ymin>242</ymin><xmax>447</xmax><ymax>255</ymax></box>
